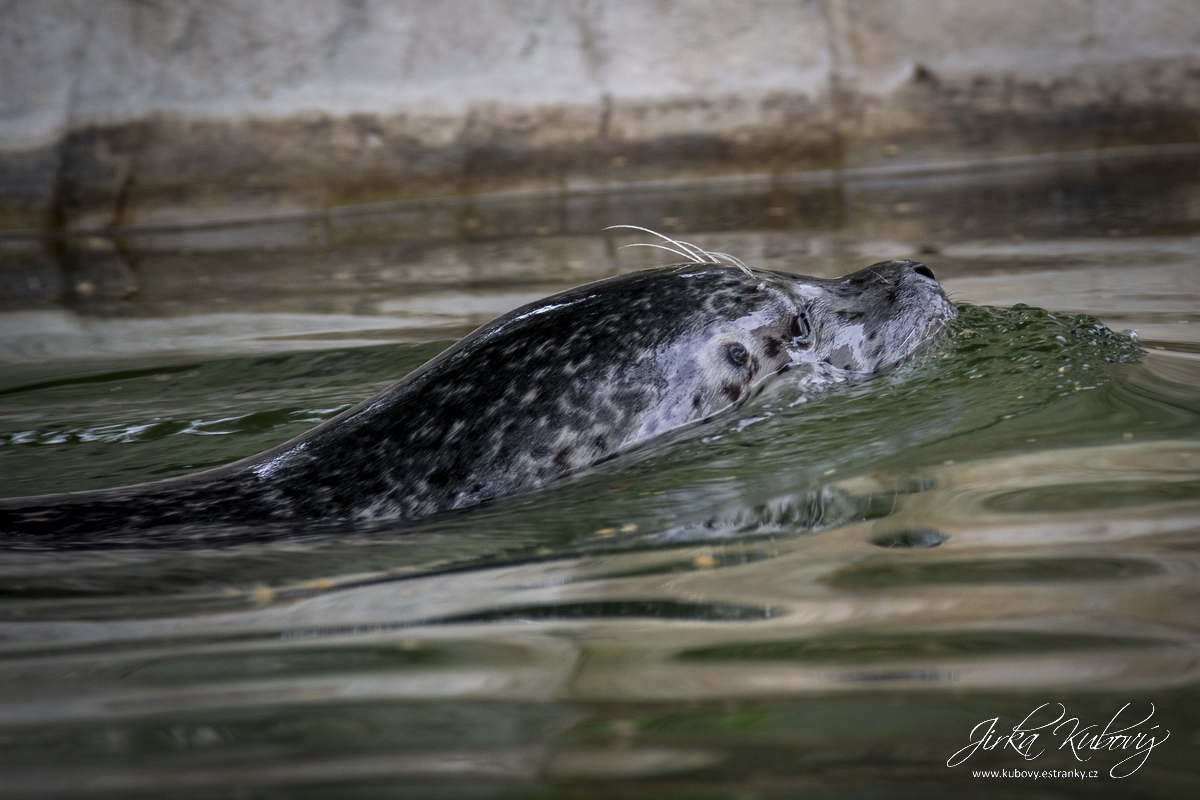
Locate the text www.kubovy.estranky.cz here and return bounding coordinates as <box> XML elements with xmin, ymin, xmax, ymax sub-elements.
<box><xmin>972</xmin><ymin>769</ymin><xmax>1100</xmax><ymax>779</ymax></box>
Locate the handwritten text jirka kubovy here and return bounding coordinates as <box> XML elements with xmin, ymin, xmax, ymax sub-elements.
<box><xmin>947</xmin><ymin>703</ymin><xmax>1169</xmax><ymax>778</ymax></box>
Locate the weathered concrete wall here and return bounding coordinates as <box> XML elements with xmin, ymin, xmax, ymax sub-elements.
<box><xmin>1</xmin><ymin>0</ymin><xmax>1199</xmax><ymax>232</ymax></box>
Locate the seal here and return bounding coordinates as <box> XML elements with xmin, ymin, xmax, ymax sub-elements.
<box><xmin>0</xmin><ymin>236</ymin><xmax>954</xmax><ymax>540</ymax></box>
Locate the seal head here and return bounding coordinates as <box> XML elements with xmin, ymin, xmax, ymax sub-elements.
<box><xmin>789</xmin><ymin>259</ymin><xmax>955</xmax><ymax>373</ymax></box>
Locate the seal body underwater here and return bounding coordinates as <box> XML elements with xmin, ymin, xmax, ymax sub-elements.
<box><xmin>0</xmin><ymin>258</ymin><xmax>955</xmax><ymax>539</ymax></box>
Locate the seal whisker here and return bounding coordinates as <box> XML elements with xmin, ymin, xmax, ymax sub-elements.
<box><xmin>620</xmin><ymin>242</ymin><xmax>705</xmax><ymax>263</ymax></box>
<box><xmin>606</xmin><ymin>225</ymin><xmax>756</xmax><ymax>277</ymax></box>
<box><xmin>605</xmin><ymin>225</ymin><xmax>711</xmax><ymax>263</ymax></box>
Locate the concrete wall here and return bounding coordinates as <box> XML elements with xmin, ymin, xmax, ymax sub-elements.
<box><xmin>2</xmin><ymin>0</ymin><xmax>1199</xmax><ymax>232</ymax></box>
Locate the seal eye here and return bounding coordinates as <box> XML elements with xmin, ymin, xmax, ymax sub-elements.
<box><xmin>725</xmin><ymin>342</ymin><xmax>750</xmax><ymax>367</ymax></box>
<box><xmin>791</xmin><ymin>313</ymin><xmax>813</xmax><ymax>348</ymax></box>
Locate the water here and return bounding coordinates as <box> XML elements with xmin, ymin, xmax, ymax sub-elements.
<box><xmin>1</xmin><ymin>148</ymin><xmax>1199</xmax><ymax>797</ymax></box>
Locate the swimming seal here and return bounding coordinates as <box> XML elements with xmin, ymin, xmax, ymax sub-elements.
<box><xmin>0</xmin><ymin>252</ymin><xmax>954</xmax><ymax>539</ymax></box>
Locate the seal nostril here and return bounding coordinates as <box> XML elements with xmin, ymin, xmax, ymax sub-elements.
<box><xmin>913</xmin><ymin>264</ymin><xmax>936</xmax><ymax>280</ymax></box>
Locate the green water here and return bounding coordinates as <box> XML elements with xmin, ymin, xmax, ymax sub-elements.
<box><xmin>1</xmin><ymin>150</ymin><xmax>1199</xmax><ymax>797</ymax></box>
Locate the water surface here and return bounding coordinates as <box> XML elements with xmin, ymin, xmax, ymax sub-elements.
<box><xmin>1</xmin><ymin>148</ymin><xmax>1199</xmax><ymax>797</ymax></box>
